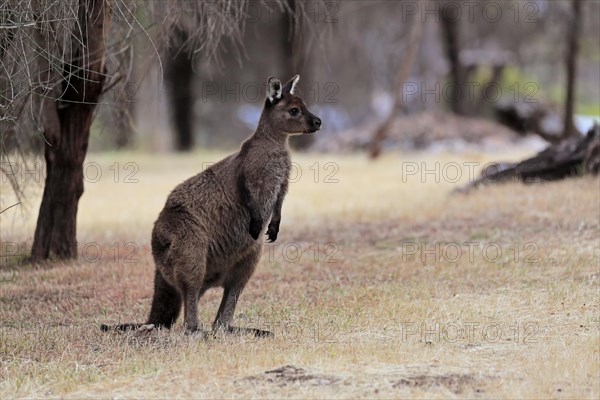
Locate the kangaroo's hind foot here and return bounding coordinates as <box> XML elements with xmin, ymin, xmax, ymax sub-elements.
<box><xmin>100</xmin><ymin>323</ymin><xmax>156</xmax><ymax>332</ymax></box>
<box><xmin>225</xmin><ymin>326</ymin><xmax>274</xmax><ymax>338</ymax></box>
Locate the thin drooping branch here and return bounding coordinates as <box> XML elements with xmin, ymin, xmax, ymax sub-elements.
<box><xmin>369</xmin><ymin>11</ymin><xmax>423</xmax><ymax>159</ymax></box>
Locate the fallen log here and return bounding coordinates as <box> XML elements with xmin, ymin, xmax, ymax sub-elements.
<box><xmin>456</xmin><ymin>123</ymin><xmax>599</xmax><ymax>193</ymax></box>
<box><xmin>494</xmin><ymin>101</ymin><xmax>580</xmax><ymax>144</ymax></box>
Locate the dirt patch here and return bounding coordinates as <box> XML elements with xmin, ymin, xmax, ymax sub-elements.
<box><xmin>241</xmin><ymin>365</ymin><xmax>340</xmax><ymax>387</ymax></box>
<box><xmin>392</xmin><ymin>373</ymin><xmax>484</xmax><ymax>394</ymax></box>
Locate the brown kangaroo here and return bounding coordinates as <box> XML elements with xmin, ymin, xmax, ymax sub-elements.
<box><xmin>101</xmin><ymin>75</ymin><xmax>321</xmax><ymax>336</ymax></box>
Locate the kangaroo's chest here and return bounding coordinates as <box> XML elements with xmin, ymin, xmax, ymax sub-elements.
<box><xmin>249</xmin><ymin>153</ymin><xmax>290</xmax><ymax>202</ymax></box>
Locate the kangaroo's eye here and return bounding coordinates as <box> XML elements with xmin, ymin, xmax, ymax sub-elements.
<box><xmin>289</xmin><ymin>108</ymin><xmax>300</xmax><ymax>117</ymax></box>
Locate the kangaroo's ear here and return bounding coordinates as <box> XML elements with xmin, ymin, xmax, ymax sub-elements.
<box><xmin>266</xmin><ymin>77</ymin><xmax>282</xmax><ymax>103</ymax></box>
<box><xmin>282</xmin><ymin>74</ymin><xmax>300</xmax><ymax>95</ymax></box>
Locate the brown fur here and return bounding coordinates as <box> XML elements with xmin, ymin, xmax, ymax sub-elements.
<box><xmin>101</xmin><ymin>75</ymin><xmax>321</xmax><ymax>336</ymax></box>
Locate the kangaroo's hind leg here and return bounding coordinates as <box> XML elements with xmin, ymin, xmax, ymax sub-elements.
<box><xmin>180</xmin><ymin>279</ymin><xmax>203</xmax><ymax>334</ymax></box>
<box><xmin>213</xmin><ymin>248</ymin><xmax>272</xmax><ymax>337</ymax></box>
<box><xmin>166</xmin><ymin>243</ymin><xmax>207</xmax><ymax>335</ymax></box>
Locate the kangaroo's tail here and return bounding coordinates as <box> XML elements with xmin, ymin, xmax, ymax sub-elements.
<box><xmin>147</xmin><ymin>268</ymin><xmax>182</xmax><ymax>327</ymax></box>
<box><xmin>100</xmin><ymin>269</ymin><xmax>182</xmax><ymax>333</ymax></box>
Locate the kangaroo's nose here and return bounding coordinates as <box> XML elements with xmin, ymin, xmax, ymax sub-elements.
<box><xmin>314</xmin><ymin>117</ymin><xmax>322</xmax><ymax>128</ymax></box>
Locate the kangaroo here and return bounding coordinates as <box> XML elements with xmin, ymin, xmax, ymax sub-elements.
<box><xmin>101</xmin><ymin>75</ymin><xmax>321</xmax><ymax>336</ymax></box>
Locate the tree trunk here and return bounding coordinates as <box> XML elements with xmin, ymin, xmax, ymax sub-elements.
<box><xmin>166</xmin><ymin>27</ymin><xmax>195</xmax><ymax>151</ymax></box>
<box><xmin>439</xmin><ymin>1</ymin><xmax>468</xmax><ymax>116</ymax></box>
<box><xmin>31</xmin><ymin>0</ymin><xmax>109</xmax><ymax>262</ymax></box>
<box><xmin>564</xmin><ymin>0</ymin><xmax>582</xmax><ymax>138</ymax></box>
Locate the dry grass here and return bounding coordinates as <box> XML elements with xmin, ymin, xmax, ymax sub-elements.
<box><xmin>1</xmin><ymin>149</ymin><xmax>599</xmax><ymax>398</ymax></box>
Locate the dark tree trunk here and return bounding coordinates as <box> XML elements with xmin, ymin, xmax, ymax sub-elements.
<box><xmin>281</xmin><ymin>0</ymin><xmax>315</xmax><ymax>151</ymax></box>
<box><xmin>439</xmin><ymin>2</ymin><xmax>469</xmax><ymax>116</ymax></box>
<box><xmin>31</xmin><ymin>0</ymin><xmax>109</xmax><ymax>262</ymax></box>
<box><xmin>165</xmin><ymin>27</ymin><xmax>195</xmax><ymax>152</ymax></box>
<box><xmin>564</xmin><ymin>0</ymin><xmax>582</xmax><ymax>138</ymax></box>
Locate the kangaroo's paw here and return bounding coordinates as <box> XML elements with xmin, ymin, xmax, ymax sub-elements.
<box><xmin>266</xmin><ymin>223</ymin><xmax>279</xmax><ymax>242</ymax></box>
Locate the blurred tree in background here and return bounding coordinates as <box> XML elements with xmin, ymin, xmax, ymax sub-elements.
<box><xmin>165</xmin><ymin>26</ymin><xmax>195</xmax><ymax>151</ymax></box>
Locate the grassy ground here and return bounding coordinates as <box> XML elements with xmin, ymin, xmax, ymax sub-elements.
<box><xmin>1</xmin><ymin>149</ymin><xmax>599</xmax><ymax>398</ymax></box>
